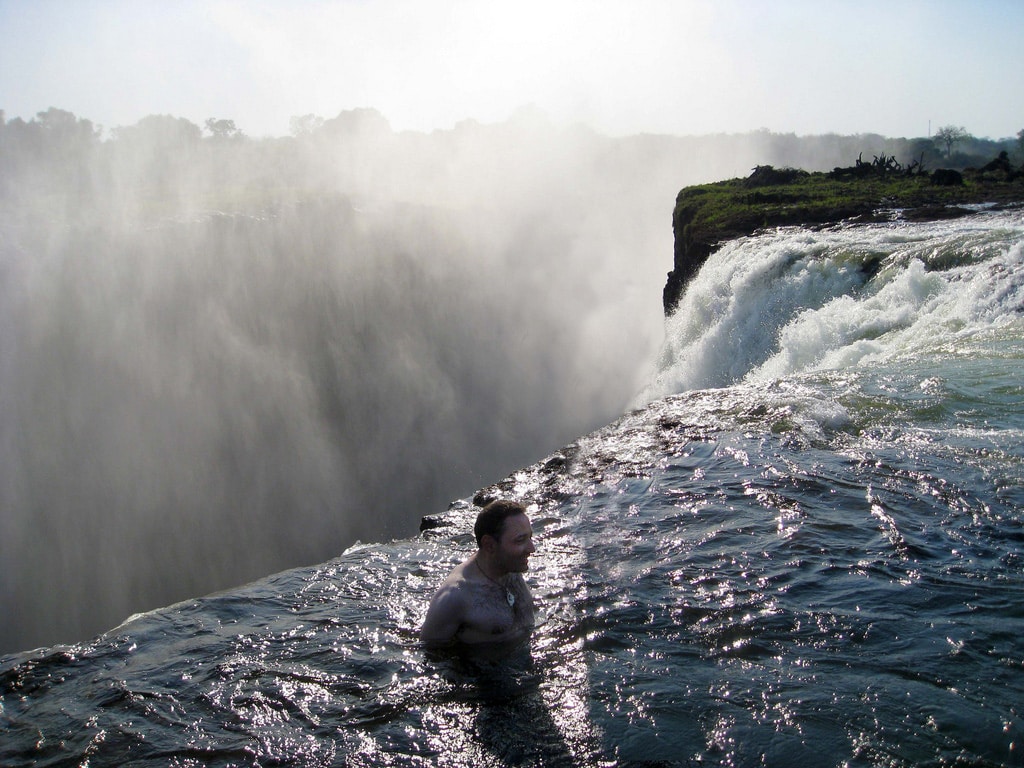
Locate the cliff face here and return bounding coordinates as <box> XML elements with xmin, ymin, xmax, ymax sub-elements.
<box><xmin>663</xmin><ymin>158</ymin><xmax>1024</xmax><ymax>315</ymax></box>
<box><xmin>662</xmin><ymin>191</ymin><xmax>713</xmax><ymax>316</ymax></box>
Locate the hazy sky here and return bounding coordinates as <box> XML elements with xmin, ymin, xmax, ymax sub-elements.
<box><xmin>1</xmin><ymin>0</ymin><xmax>1021</xmax><ymax>140</ymax></box>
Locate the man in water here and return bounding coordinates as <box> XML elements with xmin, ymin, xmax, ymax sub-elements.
<box><xmin>420</xmin><ymin>499</ymin><xmax>537</xmax><ymax>646</ymax></box>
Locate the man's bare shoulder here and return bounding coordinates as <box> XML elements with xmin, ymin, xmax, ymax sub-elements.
<box><xmin>430</xmin><ymin>566</ymin><xmax>472</xmax><ymax>605</ymax></box>
<box><xmin>419</xmin><ymin>558</ymin><xmax>481</xmax><ymax>646</ymax></box>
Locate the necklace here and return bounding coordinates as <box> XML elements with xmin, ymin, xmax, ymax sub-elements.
<box><xmin>476</xmin><ymin>560</ymin><xmax>516</xmax><ymax>607</ymax></box>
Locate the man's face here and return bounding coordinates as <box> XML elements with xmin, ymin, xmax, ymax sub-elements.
<box><xmin>496</xmin><ymin>513</ymin><xmax>535</xmax><ymax>573</ymax></box>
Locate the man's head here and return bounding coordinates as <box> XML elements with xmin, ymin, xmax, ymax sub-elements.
<box><xmin>474</xmin><ymin>500</ymin><xmax>535</xmax><ymax>574</ymax></box>
<box><xmin>474</xmin><ymin>500</ymin><xmax>527</xmax><ymax>546</ymax></box>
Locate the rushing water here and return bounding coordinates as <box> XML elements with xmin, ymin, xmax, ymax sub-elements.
<box><xmin>2</xmin><ymin>210</ymin><xmax>1023</xmax><ymax>766</ymax></box>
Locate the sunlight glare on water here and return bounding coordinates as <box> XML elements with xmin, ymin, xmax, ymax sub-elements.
<box><xmin>2</xmin><ymin>213</ymin><xmax>1023</xmax><ymax>766</ymax></box>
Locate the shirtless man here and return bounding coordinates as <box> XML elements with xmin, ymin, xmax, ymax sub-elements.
<box><xmin>420</xmin><ymin>500</ymin><xmax>537</xmax><ymax>647</ymax></box>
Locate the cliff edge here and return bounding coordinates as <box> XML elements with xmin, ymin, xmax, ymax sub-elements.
<box><xmin>664</xmin><ymin>153</ymin><xmax>1024</xmax><ymax>315</ymax></box>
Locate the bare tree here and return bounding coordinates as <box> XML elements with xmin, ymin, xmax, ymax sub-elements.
<box><xmin>934</xmin><ymin>125</ymin><xmax>970</xmax><ymax>159</ymax></box>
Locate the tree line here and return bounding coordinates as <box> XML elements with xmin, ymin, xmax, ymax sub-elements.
<box><xmin>2</xmin><ymin>106</ymin><xmax>1021</xmax><ymax>218</ymax></box>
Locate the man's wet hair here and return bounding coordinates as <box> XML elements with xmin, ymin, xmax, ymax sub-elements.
<box><xmin>474</xmin><ymin>500</ymin><xmax>527</xmax><ymax>546</ymax></box>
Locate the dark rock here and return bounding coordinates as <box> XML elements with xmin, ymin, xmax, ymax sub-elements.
<box><xmin>902</xmin><ymin>205</ymin><xmax>972</xmax><ymax>221</ymax></box>
<box><xmin>744</xmin><ymin>165</ymin><xmax>808</xmax><ymax>187</ymax></box>
<box><xmin>542</xmin><ymin>453</ymin><xmax>567</xmax><ymax>471</ymax></box>
<box><xmin>931</xmin><ymin>168</ymin><xmax>963</xmax><ymax>186</ymax></box>
<box><xmin>472</xmin><ymin>490</ymin><xmax>497</xmax><ymax>507</ymax></box>
<box><xmin>419</xmin><ymin>514</ymin><xmax>449</xmax><ymax>532</ymax></box>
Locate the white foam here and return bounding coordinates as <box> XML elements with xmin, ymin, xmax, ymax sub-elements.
<box><xmin>637</xmin><ymin>213</ymin><xmax>1024</xmax><ymax>406</ymax></box>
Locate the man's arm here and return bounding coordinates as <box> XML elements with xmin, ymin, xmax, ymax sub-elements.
<box><xmin>419</xmin><ymin>585</ymin><xmax>465</xmax><ymax>646</ymax></box>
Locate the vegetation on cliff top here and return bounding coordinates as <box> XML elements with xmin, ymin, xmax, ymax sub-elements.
<box><xmin>664</xmin><ymin>152</ymin><xmax>1024</xmax><ymax>314</ymax></box>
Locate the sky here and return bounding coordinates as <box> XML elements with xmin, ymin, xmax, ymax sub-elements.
<box><xmin>1</xmin><ymin>0</ymin><xmax>1021</xmax><ymax>140</ymax></box>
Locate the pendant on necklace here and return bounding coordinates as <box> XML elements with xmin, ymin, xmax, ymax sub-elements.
<box><xmin>506</xmin><ymin>590</ymin><xmax>515</xmax><ymax>607</ymax></box>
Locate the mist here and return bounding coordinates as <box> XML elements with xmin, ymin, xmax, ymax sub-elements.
<box><xmin>0</xmin><ymin>107</ymin><xmax>928</xmax><ymax>653</ymax></box>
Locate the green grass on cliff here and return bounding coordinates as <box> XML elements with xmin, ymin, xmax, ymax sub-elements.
<box><xmin>674</xmin><ymin>165</ymin><xmax>1024</xmax><ymax>249</ymax></box>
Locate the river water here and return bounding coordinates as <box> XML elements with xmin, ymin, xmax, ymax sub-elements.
<box><xmin>2</xmin><ymin>210</ymin><xmax>1023</xmax><ymax>766</ymax></box>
